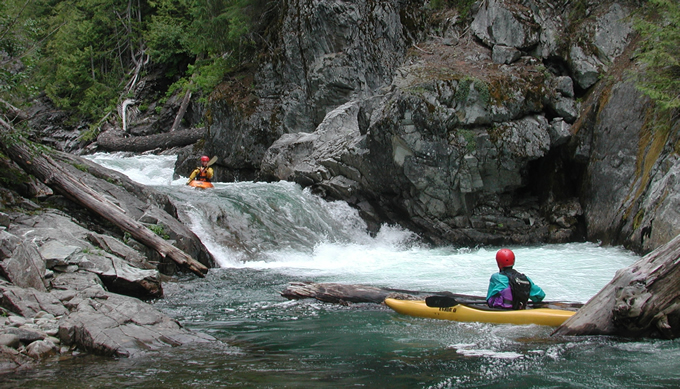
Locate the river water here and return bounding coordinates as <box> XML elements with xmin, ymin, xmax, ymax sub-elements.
<box><xmin>7</xmin><ymin>153</ymin><xmax>679</xmax><ymax>388</ymax></box>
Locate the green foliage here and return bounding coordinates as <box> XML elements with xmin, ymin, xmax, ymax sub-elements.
<box><xmin>634</xmin><ymin>0</ymin><xmax>680</xmax><ymax>111</ymax></box>
<box><xmin>147</xmin><ymin>224</ymin><xmax>170</xmax><ymax>239</ymax></box>
<box><xmin>3</xmin><ymin>0</ymin><xmax>261</xmax><ymax>122</ymax></box>
<box><xmin>189</xmin><ymin>58</ymin><xmax>230</xmax><ymax>99</ymax></box>
<box><xmin>455</xmin><ymin>77</ymin><xmax>490</xmax><ymax>106</ymax></box>
<box><xmin>0</xmin><ymin>0</ymin><xmax>46</xmax><ymax>104</ymax></box>
<box><xmin>36</xmin><ymin>0</ymin><xmax>146</xmax><ymax>119</ymax></box>
<box><xmin>147</xmin><ymin>0</ymin><xmax>256</xmax><ymax>104</ymax></box>
<box><xmin>459</xmin><ymin>129</ymin><xmax>476</xmax><ymax>153</ymax></box>
<box><xmin>72</xmin><ymin>163</ymin><xmax>89</xmax><ymax>172</ymax></box>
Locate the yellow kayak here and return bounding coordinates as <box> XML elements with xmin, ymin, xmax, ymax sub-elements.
<box><xmin>384</xmin><ymin>298</ymin><xmax>575</xmax><ymax>327</ymax></box>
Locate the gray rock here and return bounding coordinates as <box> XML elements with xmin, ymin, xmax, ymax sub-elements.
<box><xmin>0</xmin><ymin>345</ymin><xmax>34</xmax><ymax>374</ymax></box>
<box><xmin>492</xmin><ymin>45</ymin><xmax>521</xmax><ymax>64</ymax></box>
<box><xmin>261</xmin><ymin>101</ymin><xmax>363</xmax><ymax>185</ymax></box>
<box><xmin>51</xmin><ymin>272</ymin><xmax>104</xmax><ymax>292</ymax></box>
<box><xmin>200</xmin><ymin>0</ymin><xmax>409</xmax><ymax>182</ymax></box>
<box><xmin>548</xmin><ymin>118</ymin><xmax>571</xmax><ymax>147</ymax></box>
<box><xmin>0</xmin><ymin>240</ymin><xmax>48</xmax><ymax>291</ymax></box>
<box><xmin>7</xmin><ymin>315</ymin><xmax>27</xmax><ymax>327</ymax></box>
<box><xmin>550</xmin><ymin>95</ymin><xmax>579</xmax><ymax>123</ymax></box>
<box><xmin>58</xmin><ymin>290</ymin><xmax>214</xmax><ymax>357</ymax></box>
<box><xmin>0</xmin><ymin>212</ymin><xmax>10</xmax><ymax>228</ymax></box>
<box><xmin>576</xmin><ymin>80</ymin><xmax>675</xmax><ymax>250</ymax></box>
<box><xmin>0</xmin><ymin>230</ymin><xmax>20</xmax><ymax>261</ymax></box>
<box><xmin>594</xmin><ymin>4</ymin><xmax>633</xmax><ymax>61</ymax></box>
<box><xmin>39</xmin><ymin>240</ymin><xmax>81</xmax><ymax>269</ymax></box>
<box><xmin>566</xmin><ymin>4</ymin><xmax>633</xmax><ymax>91</ymax></box>
<box><xmin>78</xmin><ymin>253</ymin><xmax>162</xmax><ymax>298</ymax></box>
<box><xmin>25</xmin><ymin>339</ymin><xmax>58</xmax><ymax>359</ymax></box>
<box><xmin>0</xmin><ymin>334</ymin><xmax>21</xmax><ymax>349</ymax></box>
<box><xmin>555</xmin><ymin>76</ymin><xmax>575</xmax><ymax>98</ymax></box>
<box><xmin>4</xmin><ymin>327</ymin><xmax>46</xmax><ymax>343</ymax></box>
<box><xmin>569</xmin><ymin>44</ymin><xmax>604</xmax><ymax>90</ymax></box>
<box><xmin>0</xmin><ymin>285</ymin><xmax>68</xmax><ymax>318</ymax></box>
<box><xmin>471</xmin><ymin>0</ymin><xmax>540</xmax><ymax>49</ymax></box>
<box><xmin>10</xmin><ymin>211</ymin><xmax>162</xmax><ymax>298</ymax></box>
<box><xmin>86</xmin><ymin>232</ymin><xmax>149</xmax><ymax>268</ymax></box>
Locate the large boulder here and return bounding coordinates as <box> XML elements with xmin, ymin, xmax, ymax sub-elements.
<box><xmin>574</xmin><ymin>77</ymin><xmax>680</xmax><ymax>253</ymax></box>
<box><xmin>259</xmin><ymin>35</ymin><xmax>581</xmax><ymax>245</ymax></box>
<box><xmin>196</xmin><ymin>0</ymin><xmax>416</xmax><ymax>182</ymax></box>
<box><xmin>0</xmin><ymin>279</ymin><xmax>215</xmax><ymax>363</ymax></box>
<box><xmin>0</xmin><ymin>231</ymin><xmax>48</xmax><ymax>291</ymax></box>
<box><xmin>57</xmin><ymin>285</ymin><xmax>214</xmax><ymax>357</ymax></box>
<box><xmin>471</xmin><ymin>0</ymin><xmax>540</xmax><ymax>50</ymax></box>
<box><xmin>7</xmin><ymin>211</ymin><xmax>162</xmax><ymax>298</ymax></box>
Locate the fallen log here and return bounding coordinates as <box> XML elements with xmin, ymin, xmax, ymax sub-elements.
<box><xmin>97</xmin><ymin>127</ymin><xmax>206</xmax><ymax>152</ymax></box>
<box><xmin>281</xmin><ymin>282</ymin><xmax>426</xmax><ymax>304</ymax></box>
<box><xmin>0</xmin><ymin>124</ymin><xmax>208</xmax><ymax>277</ymax></box>
<box><xmin>553</xmin><ymin>233</ymin><xmax>680</xmax><ymax>339</ymax></box>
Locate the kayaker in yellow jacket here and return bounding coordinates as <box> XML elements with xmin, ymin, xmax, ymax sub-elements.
<box><xmin>486</xmin><ymin>248</ymin><xmax>545</xmax><ymax>309</ymax></box>
<box><xmin>186</xmin><ymin>155</ymin><xmax>214</xmax><ymax>185</ymax></box>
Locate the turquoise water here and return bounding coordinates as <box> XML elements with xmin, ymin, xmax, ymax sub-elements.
<box><xmin>6</xmin><ymin>153</ymin><xmax>674</xmax><ymax>388</ymax></box>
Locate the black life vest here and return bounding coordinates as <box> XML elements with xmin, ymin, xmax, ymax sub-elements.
<box><xmin>501</xmin><ymin>268</ymin><xmax>531</xmax><ymax>310</ymax></box>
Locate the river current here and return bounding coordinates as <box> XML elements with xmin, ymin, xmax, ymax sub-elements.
<box><xmin>7</xmin><ymin>153</ymin><xmax>679</xmax><ymax>388</ymax></box>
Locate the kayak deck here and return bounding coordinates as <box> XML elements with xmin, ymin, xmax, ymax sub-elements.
<box><xmin>188</xmin><ymin>180</ymin><xmax>214</xmax><ymax>189</ymax></box>
<box><xmin>384</xmin><ymin>298</ymin><xmax>575</xmax><ymax>327</ymax></box>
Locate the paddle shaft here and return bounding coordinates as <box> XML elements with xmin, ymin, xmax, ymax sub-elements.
<box><xmin>425</xmin><ymin>295</ymin><xmax>578</xmax><ymax>308</ymax></box>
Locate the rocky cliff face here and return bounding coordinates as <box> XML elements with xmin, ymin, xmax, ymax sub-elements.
<box><xmin>191</xmin><ymin>0</ymin><xmax>677</xmax><ymax>254</ymax></box>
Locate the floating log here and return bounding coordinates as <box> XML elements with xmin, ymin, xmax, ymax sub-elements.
<box><xmin>281</xmin><ymin>282</ymin><xmax>429</xmax><ymax>304</ymax></box>
<box><xmin>0</xmin><ymin>124</ymin><xmax>208</xmax><ymax>277</ymax></box>
<box><xmin>554</xmin><ymin>233</ymin><xmax>680</xmax><ymax>339</ymax></box>
<box><xmin>97</xmin><ymin>127</ymin><xmax>206</xmax><ymax>152</ymax></box>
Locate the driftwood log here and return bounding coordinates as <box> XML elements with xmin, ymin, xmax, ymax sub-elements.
<box><xmin>281</xmin><ymin>282</ymin><xmax>430</xmax><ymax>304</ymax></box>
<box><xmin>97</xmin><ymin>127</ymin><xmax>206</xmax><ymax>152</ymax></box>
<box><xmin>0</xmin><ymin>123</ymin><xmax>208</xmax><ymax>277</ymax></box>
<box><xmin>554</xmin><ymin>233</ymin><xmax>680</xmax><ymax>339</ymax></box>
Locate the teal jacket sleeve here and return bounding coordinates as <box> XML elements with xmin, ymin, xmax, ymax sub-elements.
<box><xmin>527</xmin><ymin>276</ymin><xmax>546</xmax><ymax>302</ymax></box>
<box><xmin>486</xmin><ymin>272</ymin><xmax>508</xmax><ymax>300</ymax></box>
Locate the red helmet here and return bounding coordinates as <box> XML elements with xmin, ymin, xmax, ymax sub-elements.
<box><xmin>496</xmin><ymin>248</ymin><xmax>515</xmax><ymax>269</ymax></box>
<box><xmin>200</xmin><ymin>155</ymin><xmax>210</xmax><ymax>162</ymax></box>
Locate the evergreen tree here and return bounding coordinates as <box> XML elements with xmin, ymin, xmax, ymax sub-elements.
<box><xmin>634</xmin><ymin>0</ymin><xmax>680</xmax><ymax>111</ymax></box>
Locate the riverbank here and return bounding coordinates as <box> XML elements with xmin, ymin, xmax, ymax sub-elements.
<box><xmin>0</xmin><ymin>150</ymin><xmax>217</xmax><ymax>373</ymax></box>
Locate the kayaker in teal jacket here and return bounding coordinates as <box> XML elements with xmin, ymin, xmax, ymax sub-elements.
<box><xmin>486</xmin><ymin>248</ymin><xmax>545</xmax><ymax>309</ymax></box>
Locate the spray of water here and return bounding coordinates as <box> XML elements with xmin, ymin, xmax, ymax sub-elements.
<box><xmin>85</xmin><ymin>153</ymin><xmax>639</xmax><ymax>303</ymax></box>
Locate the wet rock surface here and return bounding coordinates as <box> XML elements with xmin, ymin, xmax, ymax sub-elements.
<box><xmin>0</xmin><ymin>160</ymin><xmax>218</xmax><ymax>374</ymax></box>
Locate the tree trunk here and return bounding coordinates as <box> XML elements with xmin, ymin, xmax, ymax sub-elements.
<box><xmin>281</xmin><ymin>282</ymin><xmax>428</xmax><ymax>304</ymax></box>
<box><xmin>0</xmin><ymin>99</ymin><xmax>28</xmax><ymax>122</ymax></box>
<box><xmin>97</xmin><ymin>127</ymin><xmax>206</xmax><ymax>152</ymax></box>
<box><xmin>553</xmin><ymin>233</ymin><xmax>680</xmax><ymax>339</ymax></box>
<box><xmin>169</xmin><ymin>88</ymin><xmax>192</xmax><ymax>132</ymax></box>
<box><xmin>0</xmin><ymin>126</ymin><xmax>208</xmax><ymax>277</ymax></box>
